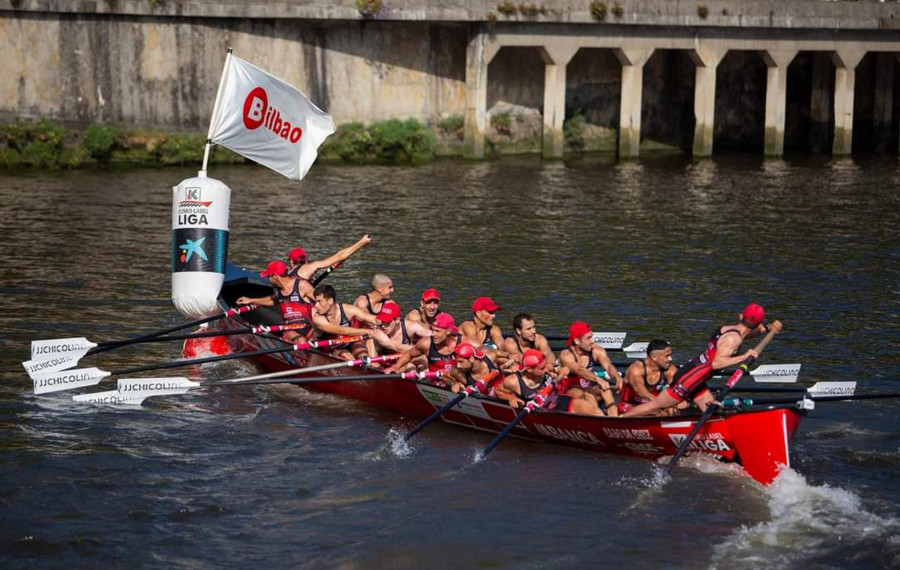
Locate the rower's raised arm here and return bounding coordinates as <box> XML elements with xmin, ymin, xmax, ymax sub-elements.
<box><xmin>307</xmin><ymin>234</ymin><xmax>372</xmax><ymax>274</ymax></box>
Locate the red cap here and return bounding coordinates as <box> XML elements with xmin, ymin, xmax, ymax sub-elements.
<box><xmin>566</xmin><ymin>321</ymin><xmax>592</xmax><ymax>346</ymax></box>
<box><xmin>422</xmin><ymin>288</ymin><xmax>441</xmax><ymax>302</ymax></box>
<box><xmin>433</xmin><ymin>313</ymin><xmax>458</xmax><ymax>333</ymax></box>
<box><xmin>288</xmin><ymin>247</ymin><xmax>308</xmax><ymax>263</ymax></box>
<box><xmin>522</xmin><ymin>349</ymin><xmax>546</xmax><ymax>369</ymax></box>
<box><xmin>742</xmin><ymin>303</ymin><xmax>766</xmax><ymax>327</ymax></box>
<box><xmin>454</xmin><ymin>342</ymin><xmax>483</xmax><ymax>359</ymax></box>
<box><xmin>260</xmin><ymin>260</ymin><xmax>288</xmax><ymax>278</ymax></box>
<box><xmin>376</xmin><ymin>301</ymin><xmax>402</xmax><ymax>324</ymax></box>
<box><xmin>472</xmin><ymin>297</ymin><xmax>501</xmax><ymax>314</ymax></box>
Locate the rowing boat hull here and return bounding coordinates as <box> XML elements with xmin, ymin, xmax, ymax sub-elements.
<box><xmin>217</xmin><ymin>311</ymin><xmax>803</xmax><ymax>486</ymax></box>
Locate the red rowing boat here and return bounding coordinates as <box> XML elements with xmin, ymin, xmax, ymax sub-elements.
<box><xmin>214</xmin><ymin>266</ymin><xmax>805</xmax><ymax>486</ymax></box>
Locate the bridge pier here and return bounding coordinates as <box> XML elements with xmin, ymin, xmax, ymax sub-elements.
<box><xmin>763</xmin><ymin>50</ymin><xmax>797</xmax><ymax>156</ymax></box>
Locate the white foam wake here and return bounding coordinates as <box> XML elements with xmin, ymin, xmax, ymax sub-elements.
<box><xmin>710</xmin><ymin>467</ymin><xmax>900</xmax><ymax>569</ymax></box>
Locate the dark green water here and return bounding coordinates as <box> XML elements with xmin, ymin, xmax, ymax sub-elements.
<box><xmin>1</xmin><ymin>155</ymin><xmax>899</xmax><ymax>568</ymax></box>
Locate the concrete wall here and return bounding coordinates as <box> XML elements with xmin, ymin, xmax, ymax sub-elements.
<box><xmin>0</xmin><ymin>12</ymin><xmax>467</xmax><ymax>128</ymax></box>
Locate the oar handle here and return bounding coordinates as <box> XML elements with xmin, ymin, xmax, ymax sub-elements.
<box><xmin>311</xmin><ymin>261</ymin><xmax>342</xmax><ymax>286</ymax></box>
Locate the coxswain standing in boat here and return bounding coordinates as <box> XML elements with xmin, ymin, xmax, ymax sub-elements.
<box><xmin>558</xmin><ymin>321</ymin><xmax>622</xmax><ymax>417</ymax></box>
<box><xmin>386</xmin><ymin>313</ymin><xmax>460</xmax><ymax>380</ymax></box>
<box><xmin>235</xmin><ymin>260</ymin><xmax>313</xmax><ymax>343</ymax></box>
<box><xmin>369</xmin><ymin>301</ymin><xmax>432</xmax><ymax>369</ymax></box>
<box><xmin>311</xmin><ymin>284</ymin><xmax>377</xmax><ymax>360</ymax></box>
<box><xmin>503</xmin><ymin>312</ymin><xmax>555</xmax><ymax>367</ymax></box>
<box><xmin>460</xmin><ymin>297</ymin><xmax>509</xmax><ymax>366</ymax></box>
<box><xmin>354</xmin><ymin>274</ymin><xmax>394</xmax><ymax>326</ymax></box>
<box><xmin>617</xmin><ymin>339</ymin><xmax>681</xmax><ymax>416</ymax></box>
<box><xmin>623</xmin><ymin>303</ymin><xmax>783</xmax><ymax>417</ymax></box>
<box><xmin>286</xmin><ymin>234</ymin><xmax>372</xmax><ymax>299</ymax></box>
<box><xmin>405</xmin><ymin>288</ymin><xmax>442</xmax><ymax>330</ymax></box>
<box><xmin>444</xmin><ymin>343</ymin><xmax>502</xmax><ymax>394</ymax></box>
<box><xmin>495</xmin><ymin>349</ymin><xmax>604</xmax><ymax>416</ymax></box>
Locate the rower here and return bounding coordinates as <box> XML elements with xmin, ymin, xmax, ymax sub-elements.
<box><xmin>235</xmin><ymin>260</ymin><xmax>312</xmax><ymax>343</ymax></box>
<box><xmin>286</xmin><ymin>234</ymin><xmax>372</xmax><ymax>300</ymax></box>
<box><xmin>503</xmin><ymin>312</ymin><xmax>555</xmax><ymax>366</ymax></box>
<box><xmin>494</xmin><ymin>349</ymin><xmax>603</xmax><ymax>416</ymax></box>
<box><xmin>558</xmin><ymin>321</ymin><xmax>622</xmax><ymax>417</ymax></box>
<box><xmin>354</xmin><ymin>274</ymin><xmax>394</xmax><ymax>326</ymax></box>
<box><xmin>624</xmin><ymin>303</ymin><xmax>784</xmax><ymax>417</ymax></box>
<box><xmin>311</xmin><ymin>284</ymin><xmax>378</xmax><ymax>360</ymax></box>
<box><xmin>445</xmin><ymin>343</ymin><xmax>501</xmax><ymax>394</ymax></box>
<box><xmin>370</xmin><ymin>301</ymin><xmax>431</xmax><ymax>368</ymax></box>
<box><xmin>386</xmin><ymin>313</ymin><xmax>460</xmax><ymax>377</ymax></box>
<box><xmin>460</xmin><ymin>296</ymin><xmax>507</xmax><ymax>357</ymax></box>
<box><xmin>406</xmin><ymin>288</ymin><xmax>442</xmax><ymax>330</ymax></box>
<box><xmin>618</xmin><ymin>339</ymin><xmax>680</xmax><ymax>415</ymax></box>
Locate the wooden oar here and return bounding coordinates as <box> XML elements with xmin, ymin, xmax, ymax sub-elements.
<box><xmin>73</xmin><ymin>370</ymin><xmax>442</xmax><ymax>405</ymax></box>
<box><xmin>403</xmin><ymin>372</ymin><xmax>500</xmax><ymax>442</ymax></box>
<box><xmin>477</xmin><ymin>381</ymin><xmax>556</xmax><ymax>460</ymax></box>
<box><xmin>26</xmin><ymin>304</ymin><xmax>260</xmax><ymax>370</ymax></box>
<box><xmin>663</xmin><ymin>326</ymin><xmax>780</xmax><ymax>478</ymax></box>
<box><xmin>30</xmin><ymin>335</ymin><xmax>367</xmax><ymax>394</ymax></box>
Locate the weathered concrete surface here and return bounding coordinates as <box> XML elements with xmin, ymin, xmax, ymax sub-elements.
<box><xmin>4</xmin><ymin>0</ymin><xmax>900</xmax><ymax>30</ymax></box>
<box><xmin>0</xmin><ymin>15</ymin><xmax>467</xmax><ymax>128</ymax></box>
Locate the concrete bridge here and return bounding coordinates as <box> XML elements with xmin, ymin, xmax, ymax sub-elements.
<box><xmin>2</xmin><ymin>0</ymin><xmax>900</xmax><ymax>158</ymax></box>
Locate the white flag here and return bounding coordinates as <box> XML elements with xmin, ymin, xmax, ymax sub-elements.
<box><xmin>208</xmin><ymin>54</ymin><xmax>335</xmax><ymax>180</ymax></box>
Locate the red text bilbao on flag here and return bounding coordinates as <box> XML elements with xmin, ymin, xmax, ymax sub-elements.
<box><xmin>208</xmin><ymin>55</ymin><xmax>335</xmax><ymax>180</ymax></box>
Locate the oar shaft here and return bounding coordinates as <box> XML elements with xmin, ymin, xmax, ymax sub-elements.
<box><xmin>109</xmin><ymin>335</ymin><xmax>367</xmax><ymax>376</ymax></box>
<box><xmin>104</xmin><ymin>324</ymin><xmax>298</xmax><ymax>345</ymax></box>
<box><xmin>207</xmin><ymin>370</ymin><xmax>436</xmax><ymax>388</ymax></box>
<box><xmin>738</xmin><ymin>393</ymin><xmax>900</xmax><ymax>405</ymax></box>
<box><xmin>405</xmin><ymin>392</ymin><xmax>468</xmax><ymax>441</ymax></box>
<box><xmin>480</xmin><ymin>408</ymin><xmax>530</xmax><ymax>458</ymax></box>
<box><xmin>88</xmin><ymin>305</ymin><xmax>258</xmax><ymax>355</ymax></box>
<box><xmin>111</xmin><ymin>345</ymin><xmax>295</xmax><ymax>375</ymax></box>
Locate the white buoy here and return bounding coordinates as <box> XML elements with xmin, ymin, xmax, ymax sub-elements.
<box><xmin>171</xmin><ymin>172</ymin><xmax>231</xmax><ymax>319</ymax></box>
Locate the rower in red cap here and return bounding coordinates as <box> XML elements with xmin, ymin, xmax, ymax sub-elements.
<box><xmin>386</xmin><ymin>313</ymin><xmax>461</xmax><ymax>377</ymax></box>
<box><xmin>369</xmin><ymin>301</ymin><xmax>432</xmax><ymax>367</ymax></box>
<box><xmin>406</xmin><ymin>288</ymin><xmax>443</xmax><ymax>330</ymax></box>
<box><xmin>624</xmin><ymin>303</ymin><xmax>783</xmax><ymax>417</ymax></box>
<box><xmin>285</xmin><ymin>234</ymin><xmax>372</xmax><ymax>300</ymax></box>
<box><xmin>460</xmin><ymin>296</ymin><xmax>506</xmax><ymax>353</ymax></box>
<box><xmin>235</xmin><ymin>260</ymin><xmax>313</xmax><ymax>343</ymax></box>
<box><xmin>494</xmin><ymin>349</ymin><xmax>604</xmax><ymax>415</ymax></box>
<box><xmin>558</xmin><ymin>321</ymin><xmax>622</xmax><ymax>417</ymax></box>
<box><xmin>444</xmin><ymin>342</ymin><xmax>501</xmax><ymax>394</ymax></box>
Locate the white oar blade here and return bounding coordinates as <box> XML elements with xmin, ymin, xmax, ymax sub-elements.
<box><xmin>32</xmin><ymin>367</ymin><xmax>109</xmax><ymax>395</ymax></box>
<box><xmin>621</xmin><ymin>342</ymin><xmax>648</xmax><ymax>359</ymax></box>
<box><xmin>592</xmin><ymin>332</ymin><xmax>626</xmax><ymax>350</ymax></box>
<box><xmin>30</xmin><ymin>337</ymin><xmax>97</xmax><ymax>360</ymax></box>
<box><xmin>22</xmin><ymin>350</ymin><xmax>90</xmax><ymax>377</ymax></box>
<box><xmin>750</xmin><ymin>363</ymin><xmax>802</xmax><ymax>383</ymax></box>
<box><xmin>116</xmin><ymin>378</ymin><xmax>200</xmax><ymax>401</ymax></box>
<box><xmin>73</xmin><ymin>390</ymin><xmax>145</xmax><ymax>405</ymax></box>
<box><xmin>809</xmin><ymin>381</ymin><xmax>856</xmax><ymax>396</ymax></box>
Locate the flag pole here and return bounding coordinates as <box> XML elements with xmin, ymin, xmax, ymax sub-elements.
<box><xmin>200</xmin><ymin>47</ymin><xmax>234</xmax><ymax>177</ymax></box>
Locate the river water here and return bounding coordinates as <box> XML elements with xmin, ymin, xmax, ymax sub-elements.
<box><xmin>1</xmin><ymin>155</ymin><xmax>899</xmax><ymax>569</ymax></box>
